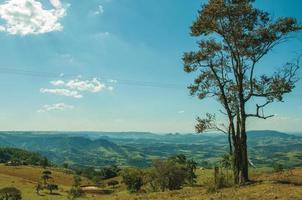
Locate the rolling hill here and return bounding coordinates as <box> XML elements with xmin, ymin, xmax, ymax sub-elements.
<box><xmin>0</xmin><ymin>130</ymin><xmax>301</xmax><ymax>168</ymax></box>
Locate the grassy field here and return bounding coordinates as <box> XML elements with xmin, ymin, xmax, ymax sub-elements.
<box><xmin>0</xmin><ymin>165</ymin><xmax>301</xmax><ymax>200</ymax></box>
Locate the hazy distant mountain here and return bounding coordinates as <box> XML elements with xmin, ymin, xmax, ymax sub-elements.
<box><xmin>248</xmin><ymin>130</ymin><xmax>298</xmax><ymax>139</ymax></box>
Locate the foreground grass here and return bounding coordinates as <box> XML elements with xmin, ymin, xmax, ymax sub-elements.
<box><xmin>0</xmin><ymin>165</ymin><xmax>301</xmax><ymax>200</ymax></box>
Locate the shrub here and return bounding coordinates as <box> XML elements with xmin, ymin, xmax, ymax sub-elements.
<box><xmin>204</xmin><ymin>166</ymin><xmax>231</xmax><ymax>193</ymax></box>
<box><xmin>273</xmin><ymin>163</ymin><xmax>284</xmax><ymax>173</ymax></box>
<box><xmin>0</xmin><ymin>187</ymin><xmax>22</xmax><ymax>200</ymax></box>
<box><xmin>147</xmin><ymin>155</ymin><xmax>198</xmax><ymax>191</ymax></box>
<box><xmin>122</xmin><ymin>168</ymin><xmax>144</xmax><ymax>193</ymax></box>
<box><xmin>147</xmin><ymin>159</ymin><xmax>187</xmax><ymax>192</ymax></box>
<box><xmin>46</xmin><ymin>184</ymin><xmax>58</xmax><ymax>194</ymax></box>
<box><xmin>99</xmin><ymin>165</ymin><xmax>120</xmax><ymax>180</ymax></box>
<box><xmin>68</xmin><ymin>175</ymin><xmax>84</xmax><ymax>199</ymax></box>
<box><xmin>107</xmin><ymin>180</ymin><xmax>119</xmax><ymax>188</ymax></box>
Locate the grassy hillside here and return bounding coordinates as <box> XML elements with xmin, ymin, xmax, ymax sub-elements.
<box><xmin>0</xmin><ymin>165</ymin><xmax>301</xmax><ymax>200</ymax></box>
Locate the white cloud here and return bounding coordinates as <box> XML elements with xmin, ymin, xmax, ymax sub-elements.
<box><xmin>37</xmin><ymin>103</ymin><xmax>74</xmax><ymax>113</ymax></box>
<box><xmin>43</xmin><ymin>78</ymin><xmax>114</xmax><ymax>98</ymax></box>
<box><xmin>94</xmin><ymin>5</ymin><xmax>104</xmax><ymax>15</ymax></box>
<box><xmin>65</xmin><ymin>78</ymin><xmax>106</xmax><ymax>93</ymax></box>
<box><xmin>0</xmin><ymin>0</ymin><xmax>66</xmax><ymax>35</ymax></box>
<box><xmin>40</xmin><ymin>88</ymin><xmax>82</xmax><ymax>98</ymax></box>
<box><xmin>50</xmin><ymin>80</ymin><xmax>65</xmax><ymax>86</ymax></box>
<box><xmin>49</xmin><ymin>0</ymin><xmax>61</xmax><ymax>9</ymax></box>
<box><xmin>50</xmin><ymin>78</ymin><xmax>112</xmax><ymax>93</ymax></box>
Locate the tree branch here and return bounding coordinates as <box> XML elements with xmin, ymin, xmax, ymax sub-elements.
<box><xmin>246</xmin><ymin>101</ymin><xmax>275</xmax><ymax>119</ymax></box>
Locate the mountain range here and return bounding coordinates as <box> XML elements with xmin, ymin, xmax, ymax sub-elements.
<box><xmin>0</xmin><ymin>130</ymin><xmax>301</xmax><ymax>168</ymax></box>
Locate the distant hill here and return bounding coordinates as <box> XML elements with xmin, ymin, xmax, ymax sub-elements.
<box><xmin>0</xmin><ymin>147</ymin><xmax>46</xmax><ymax>166</ymax></box>
<box><xmin>248</xmin><ymin>130</ymin><xmax>297</xmax><ymax>139</ymax></box>
<box><xmin>0</xmin><ymin>130</ymin><xmax>301</xmax><ymax>168</ymax></box>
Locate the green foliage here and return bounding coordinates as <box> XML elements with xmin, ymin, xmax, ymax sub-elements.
<box><xmin>186</xmin><ymin>159</ymin><xmax>198</xmax><ymax>185</ymax></box>
<box><xmin>68</xmin><ymin>175</ymin><xmax>84</xmax><ymax>200</ymax></box>
<box><xmin>46</xmin><ymin>184</ymin><xmax>58</xmax><ymax>194</ymax></box>
<box><xmin>75</xmin><ymin>165</ymin><xmax>120</xmax><ymax>185</ymax></box>
<box><xmin>107</xmin><ymin>180</ymin><xmax>119</xmax><ymax>188</ymax></box>
<box><xmin>122</xmin><ymin>168</ymin><xmax>144</xmax><ymax>193</ymax></box>
<box><xmin>220</xmin><ymin>154</ymin><xmax>233</xmax><ymax>170</ymax></box>
<box><xmin>63</xmin><ymin>162</ymin><xmax>69</xmax><ymax>169</ymax></box>
<box><xmin>273</xmin><ymin>163</ymin><xmax>284</xmax><ymax>173</ymax></box>
<box><xmin>99</xmin><ymin>165</ymin><xmax>121</xmax><ymax>179</ymax></box>
<box><xmin>0</xmin><ymin>131</ymin><xmax>302</xmax><ymax>169</ymax></box>
<box><xmin>41</xmin><ymin>157</ymin><xmax>50</xmax><ymax>169</ymax></box>
<box><xmin>0</xmin><ymin>187</ymin><xmax>22</xmax><ymax>200</ymax></box>
<box><xmin>205</xmin><ymin>166</ymin><xmax>231</xmax><ymax>193</ymax></box>
<box><xmin>147</xmin><ymin>155</ymin><xmax>198</xmax><ymax>192</ymax></box>
<box><xmin>148</xmin><ymin>159</ymin><xmax>187</xmax><ymax>191</ymax></box>
<box><xmin>0</xmin><ymin>147</ymin><xmax>47</xmax><ymax>166</ymax></box>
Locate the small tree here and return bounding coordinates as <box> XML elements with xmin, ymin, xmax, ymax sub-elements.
<box><xmin>41</xmin><ymin>157</ymin><xmax>49</xmax><ymax>169</ymax></box>
<box><xmin>148</xmin><ymin>159</ymin><xmax>187</xmax><ymax>191</ymax></box>
<box><xmin>0</xmin><ymin>187</ymin><xmax>22</xmax><ymax>200</ymax></box>
<box><xmin>99</xmin><ymin>165</ymin><xmax>120</xmax><ymax>180</ymax></box>
<box><xmin>68</xmin><ymin>175</ymin><xmax>84</xmax><ymax>200</ymax></box>
<box><xmin>122</xmin><ymin>168</ymin><xmax>144</xmax><ymax>193</ymax></box>
<box><xmin>41</xmin><ymin>170</ymin><xmax>52</xmax><ymax>185</ymax></box>
<box><xmin>63</xmin><ymin>162</ymin><xmax>69</xmax><ymax>169</ymax></box>
<box><xmin>186</xmin><ymin>159</ymin><xmax>198</xmax><ymax>186</ymax></box>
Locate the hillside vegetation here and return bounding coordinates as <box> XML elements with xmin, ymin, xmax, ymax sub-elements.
<box><xmin>0</xmin><ymin>131</ymin><xmax>301</xmax><ymax>168</ymax></box>
<box><xmin>0</xmin><ymin>165</ymin><xmax>301</xmax><ymax>200</ymax></box>
<box><xmin>0</xmin><ymin>147</ymin><xmax>48</xmax><ymax>166</ymax></box>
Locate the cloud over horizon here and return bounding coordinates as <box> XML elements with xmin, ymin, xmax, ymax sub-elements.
<box><xmin>40</xmin><ymin>88</ymin><xmax>83</xmax><ymax>98</ymax></box>
<box><xmin>37</xmin><ymin>102</ymin><xmax>74</xmax><ymax>113</ymax></box>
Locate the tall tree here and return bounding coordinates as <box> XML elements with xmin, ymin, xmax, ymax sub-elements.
<box><xmin>183</xmin><ymin>0</ymin><xmax>301</xmax><ymax>183</ymax></box>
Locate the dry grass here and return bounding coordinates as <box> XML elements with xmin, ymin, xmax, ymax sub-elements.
<box><xmin>0</xmin><ymin>165</ymin><xmax>301</xmax><ymax>200</ymax></box>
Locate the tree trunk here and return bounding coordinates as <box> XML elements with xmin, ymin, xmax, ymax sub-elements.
<box><xmin>238</xmin><ymin>74</ymin><xmax>249</xmax><ymax>183</ymax></box>
<box><xmin>228</xmin><ymin>125</ymin><xmax>233</xmax><ymax>155</ymax></box>
<box><xmin>241</xmin><ymin>128</ymin><xmax>249</xmax><ymax>182</ymax></box>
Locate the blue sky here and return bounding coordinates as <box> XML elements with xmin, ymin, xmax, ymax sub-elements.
<box><xmin>0</xmin><ymin>0</ymin><xmax>301</xmax><ymax>133</ymax></box>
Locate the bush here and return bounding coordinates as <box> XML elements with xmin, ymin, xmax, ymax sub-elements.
<box><xmin>147</xmin><ymin>155</ymin><xmax>197</xmax><ymax>192</ymax></box>
<box><xmin>273</xmin><ymin>163</ymin><xmax>284</xmax><ymax>173</ymax></box>
<box><xmin>122</xmin><ymin>168</ymin><xmax>144</xmax><ymax>193</ymax></box>
<box><xmin>46</xmin><ymin>184</ymin><xmax>58</xmax><ymax>194</ymax></box>
<box><xmin>68</xmin><ymin>187</ymin><xmax>84</xmax><ymax>200</ymax></box>
<box><xmin>99</xmin><ymin>165</ymin><xmax>120</xmax><ymax>180</ymax></box>
<box><xmin>68</xmin><ymin>175</ymin><xmax>84</xmax><ymax>199</ymax></box>
<box><xmin>147</xmin><ymin>159</ymin><xmax>186</xmax><ymax>191</ymax></box>
<box><xmin>0</xmin><ymin>187</ymin><xmax>22</xmax><ymax>200</ymax></box>
<box><xmin>204</xmin><ymin>166</ymin><xmax>231</xmax><ymax>193</ymax></box>
<box><xmin>107</xmin><ymin>180</ymin><xmax>119</xmax><ymax>188</ymax></box>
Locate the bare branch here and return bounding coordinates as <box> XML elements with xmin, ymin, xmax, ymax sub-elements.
<box><xmin>246</xmin><ymin>101</ymin><xmax>275</xmax><ymax>119</ymax></box>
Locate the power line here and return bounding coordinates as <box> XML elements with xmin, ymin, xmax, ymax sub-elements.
<box><xmin>0</xmin><ymin>67</ymin><xmax>186</xmax><ymax>89</ymax></box>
